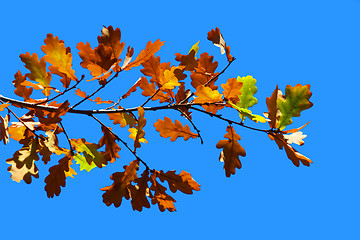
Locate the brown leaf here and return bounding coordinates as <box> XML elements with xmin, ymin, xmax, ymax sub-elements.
<box><xmin>107</xmin><ymin>108</ymin><xmax>136</xmax><ymax>128</ymax></box>
<box><xmin>158</xmin><ymin>170</ymin><xmax>200</xmax><ymax>194</ymax></box>
<box><xmin>13</xmin><ymin>71</ymin><xmax>33</xmax><ymax>100</ymax></box>
<box><xmin>174</xmin><ymin>50</ymin><xmax>198</xmax><ymax>71</ymax></box>
<box><xmin>150</xmin><ymin>172</ymin><xmax>176</xmax><ymax>212</ymax></box>
<box><xmin>0</xmin><ymin>114</ymin><xmax>10</xmax><ymax>144</ymax></box>
<box><xmin>216</xmin><ymin>125</ymin><xmax>246</xmax><ymax>177</ymax></box>
<box><xmin>101</xmin><ymin>160</ymin><xmax>139</xmax><ymax>207</ymax></box>
<box><xmin>44</xmin><ymin>154</ymin><xmax>72</xmax><ymax>198</ymax></box>
<box><xmin>175</xmin><ymin>82</ymin><xmax>192</xmax><ymax>119</ymax></box>
<box><xmin>35</xmin><ymin>100</ymin><xmax>69</xmax><ymax>126</ymax></box>
<box><xmin>121</xmin><ymin>46</ymin><xmax>134</xmax><ymax>69</ymax></box>
<box><xmin>154</xmin><ymin>117</ymin><xmax>198</xmax><ymax>141</ymax></box>
<box><xmin>207</xmin><ymin>27</ymin><xmax>233</xmax><ymax>62</ymax></box>
<box><xmin>128</xmin><ymin>170</ymin><xmax>151</xmax><ymax>211</ymax></box>
<box><xmin>190</xmin><ymin>53</ymin><xmax>218</xmax><ymax>90</ymax></box>
<box><xmin>266</xmin><ymin>85</ymin><xmax>281</xmax><ymax>129</ymax></box>
<box><xmin>134</xmin><ymin>107</ymin><xmax>146</xmax><ymax>149</ymax></box>
<box><xmin>98</xmin><ymin>126</ymin><xmax>121</xmax><ymax>163</ymax></box>
<box><xmin>123</xmin><ymin>39</ymin><xmax>164</xmax><ymax>71</ymax></box>
<box><xmin>121</xmin><ymin>78</ymin><xmax>141</xmax><ymax>100</ymax></box>
<box><xmin>268</xmin><ymin>132</ymin><xmax>312</xmax><ymax>167</ymax></box>
<box><xmin>98</xmin><ymin>26</ymin><xmax>125</xmax><ymax>59</ymax></box>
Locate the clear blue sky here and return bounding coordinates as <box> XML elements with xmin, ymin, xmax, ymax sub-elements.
<box><xmin>1</xmin><ymin>0</ymin><xmax>359</xmax><ymax>239</ymax></box>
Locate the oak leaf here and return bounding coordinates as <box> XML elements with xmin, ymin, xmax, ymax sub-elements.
<box><xmin>123</xmin><ymin>39</ymin><xmax>164</xmax><ymax>71</ymax></box>
<box><xmin>283</xmin><ymin>131</ymin><xmax>307</xmax><ymax>146</ymax></box>
<box><xmin>41</xmin><ymin>34</ymin><xmax>77</xmax><ymax>81</ymax></box>
<box><xmin>98</xmin><ymin>126</ymin><xmax>121</xmax><ymax>163</ymax></box>
<box><xmin>158</xmin><ymin>170</ymin><xmax>200</xmax><ymax>194</ymax></box>
<box><xmin>174</xmin><ymin>50</ymin><xmax>198</xmax><ymax>71</ymax></box>
<box><xmin>216</xmin><ymin>125</ymin><xmax>246</xmax><ymax>177</ymax></box>
<box><xmin>98</xmin><ymin>26</ymin><xmax>125</xmax><ymax>60</ymax></box>
<box><xmin>277</xmin><ymin>84</ymin><xmax>313</xmax><ymax>130</ymax></box>
<box><xmin>139</xmin><ymin>76</ymin><xmax>171</xmax><ymax>103</ymax></box>
<box><xmin>221</xmin><ymin>77</ymin><xmax>243</xmax><ymax>103</ymax></box>
<box><xmin>13</xmin><ymin>71</ymin><xmax>33</xmax><ymax>100</ymax></box>
<box><xmin>44</xmin><ymin>154</ymin><xmax>72</xmax><ymax>198</ymax></box>
<box><xmin>269</xmin><ymin>133</ymin><xmax>312</xmax><ymax>167</ymax></box>
<box><xmin>190</xmin><ymin>53</ymin><xmax>218</xmax><ymax>90</ymax></box>
<box><xmin>207</xmin><ymin>27</ymin><xmax>232</xmax><ymax>61</ymax></box>
<box><xmin>194</xmin><ymin>85</ymin><xmax>223</xmax><ymax>113</ymax></box>
<box><xmin>20</xmin><ymin>52</ymin><xmax>52</xmax><ymax>96</ymax></box>
<box><xmin>128</xmin><ymin>170</ymin><xmax>151</xmax><ymax>211</ymax></box>
<box><xmin>73</xmin><ymin>153</ymin><xmax>97</xmax><ymax>172</ymax></box>
<box><xmin>266</xmin><ymin>85</ymin><xmax>282</xmax><ymax>129</ymax></box>
<box><xmin>0</xmin><ymin>114</ymin><xmax>10</xmax><ymax>144</ymax></box>
<box><xmin>150</xmin><ymin>172</ymin><xmax>176</xmax><ymax>212</ymax></box>
<box><xmin>7</xmin><ymin>158</ymin><xmax>39</xmax><ymax>184</ymax></box>
<box><xmin>101</xmin><ymin>160</ymin><xmax>139</xmax><ymax>207</ymax></box>
<box><xmin>71</xmin><ymin>138</ymin><xmax>109</xmax><ymax>168</ymax></box>
<box><xmin>154</xmin><ymin>117</ymin><xmax>198</xmax><ymax>141</ymax></box>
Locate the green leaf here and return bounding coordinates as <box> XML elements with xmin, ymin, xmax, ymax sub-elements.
<box><xmin>237</xmin><ymin>75</ymin><xmax>258</xmax><ymax>110</ymax></box>
<box><xmin>70</xmin><ymin>138</ymin><xmax>108</xmax><ymax>168</ymax></box>
<box><xmin>228</xmin><ymin>102</ymin><xmax>268</xmax><ymax>123</ymax></box>
<box><xmin>277</xmin><ymin>84</ymin><xmax>313</xmax><ymax>130</ymax></box>
<box><xmin>73</xmin><ymin>153</ymin><xmax>97</xmax><ymax>172</ymax></box>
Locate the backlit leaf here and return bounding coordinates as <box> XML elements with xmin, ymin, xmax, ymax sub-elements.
<box><xmin>41</xmin><ymin>34</ymin><xmax>77</xmax><ymax>81</ymax></box>
<box><xmin>150</xmin><ymin>172</ymin><xmax>176</xmax><ymax>212</ymax></box>
<box><xmin>216</xmin><ymin>125</ymin><xmax>246</xmax><ymax>177</ymax></box>
<box><xmin>277</xmin><ymin>84</ymin><xmax>313</xmax><ymax>130</ymax></box>
<box><xmin>101</xmin><ymin>160</ymin><xmax>139</xmax><ymax>207</ymax></box>
<box><xmin>158</xmin><ymin>170</ymin><xmax>200</xmax><ymax>194</ymax></box>
<box><xmin>71</xmin><ymin>138</ymin><xmax>109</xmax><ymax>168</ymax></box>
<box><xmin>128</xmin><ymin>170</ymin><xmax>151</xmax><ymax>212</ymax></box>
<box><xmin>154</xmin><ymin>117</ymin><xmax>198</xmax><ymax>141</ymax></box>
<box><xmin>13</xmin><ymin>71</ymin><xmax>33</xmax><ymax>100</ymax></box>
<box><xmin>73</xmin><ymin>153</ymin><xmax>97</xmax><ymax>172</ymax></box>
<box><xmin>98</xmin><ymin>126</ymin><xmax>121</xmax><ymax>163</ymax></box>
<box><xmin>194</xmin><ymin>85</ymin><xmax>223</xmax><ymax>113</ymax></box>
<box><xmin>221</xmin><ymin>77</ymin><xmax>243</xmax><ymax>103</ymax></box>
<box><xmin>228</xmin><ymin>102</ymin><xmax>268</xmax><ymax>123</ymax></box>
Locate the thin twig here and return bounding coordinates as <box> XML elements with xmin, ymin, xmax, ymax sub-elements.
<box><xmin>90</xmin><ymin>114</ymin><xmax>151</xmax><ymax>171</ymax></box>
<box><xmin>70</xmin><ymin>71</ymin><xmax>120</xmax><ymax>110</ymax></box>
<box><xmin>59</xmin><ymin>121</ymin><xmax>74</xmax><ymax>154</ymax></box>
<box><xmin>141</xmin><ymin>88</ymin><xmax>161</xmax><ymax>107</ymax></box>
<box><xmin>176</xmin><ymin>108</ymin><xmax>204</xmax><ymax>144</ymax></box>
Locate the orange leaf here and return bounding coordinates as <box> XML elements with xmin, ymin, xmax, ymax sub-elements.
<box><xmin>98</xmin><ymin>126</ymin><xmax>121</xmax><ymax>163</ymax></box>
<box><xmin>133</xmin><ymin>107</ymin><xmax>146</xmax><ymax>149</ymax></box>
<box><xmin>190</xmin><ymin>53</ymin><xmax>218</xmax><ymax>90</ymax></box>
<box><xmin>123</xmin><ymin>39</ymin><xmax>164</xmax><ymax>71</ymax></box>
<box><xmin>13</xmin><ymin>71</ymin><xmax>33</xmax><ymax>100</ymax></box>
<box><xmin>207</xmin><ymin>27</ymin><xmax>233</xmax><ymax>62</ymax></box>
<box><xmin>121</xmin><ymin>46</ymin><xmax>134</xmax><ymax>69</ymax></box>
<box><xmin>174</xmin><ymin>50</ymin><xmax>198</xmax><ymax>71</ymax></box>
<box><xmin>158</xmin><ymin>170</ymin><xmax>200</xmax><ymax>194</ymax></box>
<box><xmin>194</xmin><ymin>85</ymin><xmax>224</xmax><ymax>113</ymax></box>
<box><xmin>35</xmin><ymin>100</ymin><xmax>69</xmax><ymax>126</ymax></box>
<box><xmin>41</xmin><ymin>34</ymin><xmax>77</xmax><ymax>81</ymax></box>
<box><xmin>221</xmin><ymin>77</ymin><xmax>243</xmax><ymax>103</ymax></box>
<box><xmin>150</xmin><ymin>172</ymin><xmax>176</xmax><ymax>212</ymax></box>
<box><xmin>20</xmin><ymin>52</ymin><xmax>52</xmax><ymax>96</ymax></box>
<box><xmin>216</xmin><ymin>125</ymin><xmax>246</xmax><ymax>177</ymax></box>
<box><xmin>101</xmin><ymin>160</ymin><xmax>139</xmax><ymax>207</ymax></box>
<box><xmin>266</xmin><ymin>85</ymin><xmax>281</xmax><ymax>129</ymax></box>
<box><xmin>7</xmin><ymin>158</ymin><xmax>39</xmax><ymax>184</ymax></box>
<box><xmin>139</xmin><ymin>76</ymin><xmax>171</xmax><ymax>103</ymax></box>
<box><xmin>44</xmin><ymin>154</ymin><xmax>72</xmax><ymax>198</ymax></box>
<box><xmin>98</xmin><ymin>26</ymin><xmax>125</xmax><ymax>59</ymax></box>
<box><xmin>154</xmin><ymin>117</ymin><xmax>197</xmax><ymax>141</ymax></box>
<box><xmin>121</xmin><ymin>78</ymin><xmax>141</xmax><ymax>100</ymax></box>
<box><xmin>107</xmin><ymin>109</ymin><xmax>136</xmax><ymax>128</ymax></box>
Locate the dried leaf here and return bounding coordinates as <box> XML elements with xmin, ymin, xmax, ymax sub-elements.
<box><xmin>154</xmin><ymin>117</ymin><xmax>198</xmax><ymax>141</ymax></box>
<box><xmin>283</xmin><ymin>131</ymin><xmax>307</xmax><ymax>146</ymax></box>
<box><xmin>71</xmin><ymin>138</ymin><xmax>109</xmax><ymax>168</ymax></box>
<box><xmin>221</xmin><ymin>77</ymin><xmax>243</xmax><ymax>103</ymax></box>
<box><xmin>150</xmin><ymin>172</ymin><xmax>176</xmax><ymax>212</ymax></box>
<box><xmin>0</xmin><ymin>114</ymin><xmax>10</xmax><ymax>144</ymax></box>
<box><xmin>190</xmin><ymin>53</ymin><xmax>218</xmax><ymax>90</ymax></box>
<box><xmin>139</xmin><ymin>76</ymin><xmax>171</xmax><ymax>103</ymax></box>
<box><xmin>101</xmin><ymin>160</ymin><xmax>139</xmax><ymax>207</ymax></box>
<box><xmin>216</xmin><ymin>126</ymin><xmax>246</xmax><ymax>177</ymax></box>
<box><xmin>123</xmin><ymin>39</ymin><xmax>164</xmax><ymax>71</ymax></box>
<box><xmin>13</xmin><ymin>71</ymin><xmax>33</xmax><ymax>100</ymax></box>
<box><xmin>98</xmin><ymin>126</ymin><xmax>121</xmax><ymax>163</ymax></box>
<box><xmin>194</xmin><ymin>85</ymin><xmax>223</xmax><ymax>113</ymax></box>
<box><xmin>128</xmin><ymin>170</ymin><xmax>151</xmax><ymax>211</ymax></box>
<box><xmin>158</xmin><ymin>170</ymin><xmax>200</xmax><ymax>194</ymax></box>
<box><xmin>207</xmin><ymin>27</ymin><xmax>232</xmax><ymax>61</ymax></box>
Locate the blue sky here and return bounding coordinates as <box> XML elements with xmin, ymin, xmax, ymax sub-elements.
<box><xmin>1</xmin><ymin>0</ymin><xmax>360</xmax><ymax>239</ymax></box>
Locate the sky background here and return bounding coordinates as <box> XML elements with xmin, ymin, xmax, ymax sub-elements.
<box><xmin>1</xmin><ymin>0</ymin><xmax>360</xmax><ymax>239</ymax></box>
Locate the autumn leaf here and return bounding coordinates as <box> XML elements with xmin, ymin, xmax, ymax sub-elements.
<box><xmin>159</xmin><ymin>66</ymin><xmax>182</xmax><ymax>90</ymax></box>
<box><xmin>132</xmin><ymin>107</ymin><xmax>147</xmax><ymax>149</ymax></box>
<box><xmin>13</xmin><ymin>71</ymin><xmax>33</xmax><ymax>100</ymax></box>
<box><xmin>150</xmin><ymin>172</ymin><xmax>176</xmax><ymax>212</ymax></box>
<box><xmin>98</xmin><ymin>126</ymin><xmax>121</xmax><ymax>163</ymax></box>
<box><xmin>269</xmin><ymin>132</ymin><xmax>312</xmax><ymax>167</ymax></box>
<box><xmin>158</xmin><ymin>170</ymin><xmax>200</xmax><ymax>194</ymax></box>
<box><xmin>20</xmin><ymin>52</ymin><xmax>52</xmax><ymax>96</ymax></box>
<box><xmin>8</xmin><ymin>111</ymin><xmax>38</xmax><ymax>141</ymax></box>
<box><xmin>128</xmin><ymin>170</ymin><xmax>151</xmax><ymax>211</ymax></box>
<box><xmin>44</xmin><ymin>154</ymin><xmax>72</xmax><ymax>198</ymax></box>
<box><xmin>266</xmin><ymin>85</ymin><xmax>282</xmax><ymax>129</ymax></box>
<box><xmin>123</xmin><ymin>39</ymin><xmax>164</xmax><ymax>71</ymax></box>
<box><xmin>41</xmin><ymin>33</ymin><xmax>77</xmax><ymax>81</ymax></box>
<box><xmin>194</xmin><ymin>85</ymin><xmax>223</xmax><ymax>113</ymax></box>
<box><xmin>277</xmin><ymin>84</ymin><xmax>313</xmax><ymax>130</ymax></box>
<box><xmin>107</xmin><ymin>109</ymin><xmax>136</xmax><ymax>128</ymax></box>
<box><xmin>221</xmin><ymin>77</ymin><xmax>243</xmax><ymax>103</ymax></box>
<box><xmin>75</xmin><ymin>88</ymin><xmax>113</xmax><ymax>104</ymax></box>
<box><xmin>98</xmin><ymin>26</ymin><xmax>125</xmax><ymax>60</ymax></box>
<box><xmin>121</xmin><ymin>78</ymin><xmax>141</xmax><ymax>100</ymax></box>
<box><xmin>71</xmin><ymin>138</ymin><xmax>109</xmax><ymax>168</ymax></box>
<box><xmin>190</xmin><ymin>53</ymin><xmax>218</xmax><ymax>90</ymax></box>
<box><xmin>207</xmin><ymin>27</ymin><xmax>232</xmax><ymax>61</ymax></box>
<box><xmin>121</xmin><ymin>46</ymin><xmax>134</xmax><ymax>69</ymax></box>
<box><xmin>35</xmin><ymin>100</ymin><xmax>69</xmax><ymax>126</ymax></box>
<box><xmin>0</xmin><ymin>114</ymin><xmax>10</xmax><ymax>144</ymax></box>
<box><xmin>228</xmin><ymin>102</ymin><xmax>268</xmax><ymax>123</ymax></box>
<box><xmin>38</xmin><ymin>130</ymin><xmax>58</xmax><ymax>164</ymax></box>
<box><xmin>154</xmin><ymin>117</ymin><xmax>198</xmax><ymax>141</ymax></box>
<box><xmin>101</xmin><ymin>160</ymin><xmax>139</xmax><ymax>207</ymax></box>
<box><xmin>139</xmin><ymin>76</ymin><xmax>171</xmax><ymax>103</ymax></box>
<box><xmin>283</xmin><ymin>131</ymin><xmax>307</xmax><ymax>146</ymax></box>
<box><xmin>216</xmin><ymin>125</ymin><xmax>246</xmax><ymax>177</ymax></box>
<box><xmin>7</xmin><ymin>158</ymin><xmax>39</xmax><ymax>184</ymax></box>
<box><xmin>73</xmin><ymin>153</ymin><xmax>97</xmax><ymax>172</ymax></box>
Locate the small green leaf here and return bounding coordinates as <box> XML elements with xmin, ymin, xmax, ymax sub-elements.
<box><xmin>74</xmin><ymin>153</ymin><xmax>97</xmax><ymax>172</ymax></box>
<box><xmin>277</xmin><ymin>84</ymin><xmax>313</xmax><ymax>130</ymax></box>
<box><xmin>70</xmin><ymin>138</ymin><xmax>107</xmax><ymax>168</ymax></box>
<box><xmin>237</xmin><ymin>75</ymin><xmax>258</xmax><ymax>110</ymax></box>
